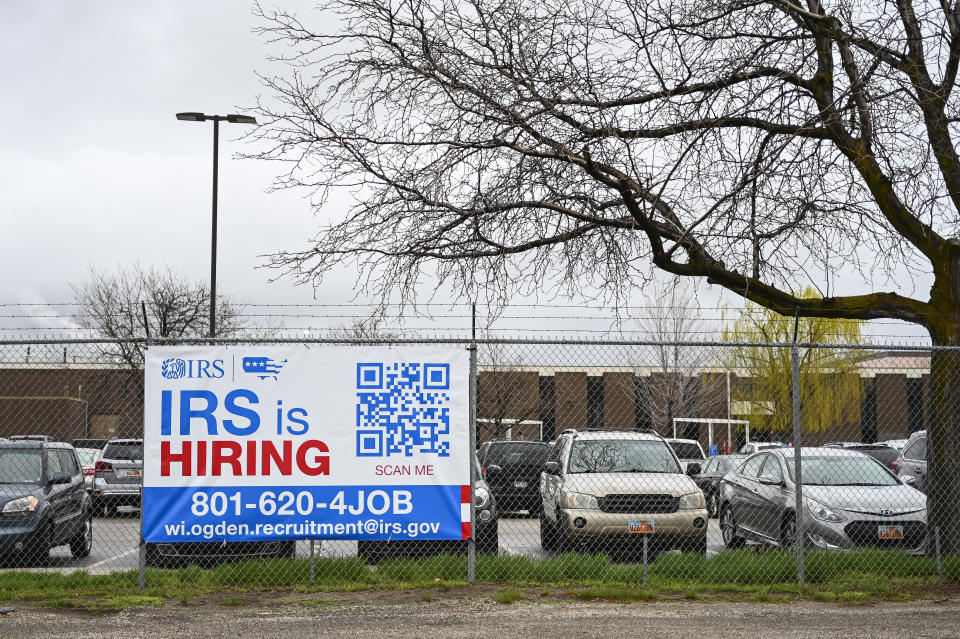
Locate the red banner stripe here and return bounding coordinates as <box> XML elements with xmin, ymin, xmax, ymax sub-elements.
<box><xmin>461</xmin><ymin>521</ymin><xmax>472</xmax><ymax>540</ymax></box>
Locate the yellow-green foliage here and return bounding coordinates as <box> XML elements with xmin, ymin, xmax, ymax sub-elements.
<box><xmin>723</xmin><ymin>289</ymin><xmax>865</xmax><ymax>437</ymax></box>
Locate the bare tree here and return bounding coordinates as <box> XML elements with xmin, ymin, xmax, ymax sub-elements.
<box><xmin>477</xmin><ymin>344</ymin><xmax>543</xmax><ymax>442</ymax></box>
<box><xmin>72</xmin><ymin>265</ymin><xmax>246</xmax><ymax>367</ymax></box>
<box><xmin>634</xmin><ymin>280</ymin><xmax>723</xmax><ymax>436</ymax></box>
<box><xmin>251</xmin><ymin>0</ymin><xmax>960</xmax><ymax>548</ymax></box>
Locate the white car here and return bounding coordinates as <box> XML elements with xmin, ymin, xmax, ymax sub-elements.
<box><xmin>74</xmin><ymin>447</ymin><xmax>100</xmax><ymax>493</ymax></box>
<box><xmin>739</xmin><ymin>441</ymin><xmax>785</xmax><ymax>454</ymax></box>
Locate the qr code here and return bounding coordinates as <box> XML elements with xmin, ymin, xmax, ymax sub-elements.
<box><xmin>355</xmin><ymin>362</ymin><xmax>451</xmax><ymax>457</ymax></box>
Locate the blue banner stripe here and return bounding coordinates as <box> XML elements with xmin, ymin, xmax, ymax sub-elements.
<box><xmin>142</xmin><ymin>485</ymin><xmax>464</xmax><ymax>542</ymax></box>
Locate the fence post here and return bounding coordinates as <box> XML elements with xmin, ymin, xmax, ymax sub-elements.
<box><xmin>138</xmin><ymin>331</ymin><xmax>149</xmax><ymax>591</ymax></box>
<box><xmin>467</xmin><ymin>339</ymin><xmax>477</xmax><ymax>585</ymax></box>
<box><xmin>791</xmin><ymin>337</ymin><xmax>805</xmax><ymax>586</ymax></box>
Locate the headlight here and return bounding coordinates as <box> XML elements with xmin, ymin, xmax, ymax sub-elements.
<box><xmin>474</xmin><ymin>485</ymin><xmax>491</xmax><ymax>510</ymax></box>
<box><xmin>806</xmin><ymin>497</ymin><xmax>846</xmax><ymax>523</ymax></box>
<box><xmin>563</xmin><ymin>491</ymin><xmax>598</xmax><ymax>509</ymax></box>
<box><xmin>2</xmin><ymin>495</ymin><xmax>39</xmax><ymax>516</ymax></box>
<box><xmin>679</xmin><ymin>492</ymin><xmax>706</xmax><ymax>510</ymax></box>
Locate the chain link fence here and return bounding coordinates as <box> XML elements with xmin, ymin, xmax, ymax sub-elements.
<box><xmin>0</xmin><ymin>337</ymin><xmax>954</xmax><ymax>591</ymax></box>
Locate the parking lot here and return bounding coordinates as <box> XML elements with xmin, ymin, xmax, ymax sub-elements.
<box><xmin>0</xmin><ymin>510</ymin><xmax>727</xmax><ymax>575</ymax></box>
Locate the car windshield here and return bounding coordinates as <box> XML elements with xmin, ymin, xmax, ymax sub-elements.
<box><xmin>0</xmin><ymin>450</ymin><xmax>43</xmax><ymax>484</ymax></box>
<box><xmin>76</xmin><ymin>449</ymin><xmax>97</xmax><ymax>466</ymax></box>
<box><xmin>787</xmin><ymin>456</ymin><xmax>899</xmax><ymax>486</ymax></box>
<box><xmin>850</xmin><ymin>446</ymin><xmax>899</xmax><ymax>468</ymax></box>
<box><xmin>669</xmin><ymin>442</ymin><xmax>704</xmax><ymax>459</ymax></box>
<box><xmin>486</xmin><ymin>443</ymin><xmax>548</xmax><ymax>467</ymax></box>
<box><xmin>103</xmin><ymin>442</ymin><xmax>143</xmax><ymax>461</ymax></box>
<box><xmin>568</xmin><ymin>439</ymin><xmax>681</xmax><ymax>474</ymax></box>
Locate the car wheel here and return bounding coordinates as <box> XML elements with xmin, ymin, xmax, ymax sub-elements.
<box><xmin>357</xmin><ymin>540</ymin><xmax>384</xmax><ymax>564</ymax></box>
<box><xmin>780</xmin><ymin>513</ymin><xmax>797</xmax><ymax>548</ymax></box>
<box><xmin>539</xmin><ymin>511</ymin><xmax>557</xmax><ymax>552</ymax></box>
<box><xmin>477</xmin><ymin>524</ymin><xmax>499</xmax><ymax>554</ymax></box>
<box><xmin>681</xmin><ymin>535</ymin><xmax>707</xmax><ymax>556</ymax></box>
<box><xmin>70</xmin><ymin>517</ymin><xmax>93</xmax><ymax>558</ymax></box>
<box><xmin>720</xmin><ymin>504</ymin><xmax>745</xmax><ymax>549</ymax></box>
<box><xmin>145</xmin><ymin>542</ymin><xmax>165</xmax><ymax>568</ymax></box>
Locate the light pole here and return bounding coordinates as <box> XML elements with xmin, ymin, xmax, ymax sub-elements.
<box><xmin>176</xmin><ymin>112</ymin><xmax>257</xmax><ymax>338</ymax></box>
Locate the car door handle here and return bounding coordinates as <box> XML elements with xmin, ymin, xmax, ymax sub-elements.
<box><xmin>914</xmin><ymin>469</ymin><xmax>922</xmax><ymax>473</ymax></box>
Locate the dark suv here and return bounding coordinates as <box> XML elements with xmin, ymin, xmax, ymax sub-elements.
<box><xmin>894</xmin><ymin>430</ymin><xmax>927</xmax><ymax>493</ymax></box>
<box><xmin>478</xmin><ymin>440</ymin><xmax>551</xmax><ymax>514</ymax></box>
<box><xmin>0</xmin><ymin>441</ymin><xmax>92</xmax><ymax>565</ymax></box>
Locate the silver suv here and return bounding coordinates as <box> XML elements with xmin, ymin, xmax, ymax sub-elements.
<box><xmin>539</xmin><ymin>430</ymin><xmax>708</xmax><ymax>556</ymax></box>
<box><xmin>92</xmin><ymin>439</ymin><xmax>143</xmax><ymax>517</ymax></box>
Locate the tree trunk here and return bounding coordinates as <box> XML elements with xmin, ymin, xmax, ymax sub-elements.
<box><xmin>926</xmin><ymin>323</ymin><xmax>960</xmax><ymax>554</ymax></box>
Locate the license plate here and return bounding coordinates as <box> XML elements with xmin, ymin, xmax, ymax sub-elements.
<box><xmin>123</xmin><ymin>469</ymin><xmax>141</xmax><ymax>478</ymax></box>
<box><xmin>628</xmin><ymin>519</ymin><xmax>655</xmax><ymax>534</ymax></box>
<box><xmin>513</xmin><ymin>481</ymin><xmax>527</xmax><ymax>488</ymax></box>
<box><xmin>878</xmin><ymin>524</ymin><xmax>904</xmax><ymax>540</ymax></box>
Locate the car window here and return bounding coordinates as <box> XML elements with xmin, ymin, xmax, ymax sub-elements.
<box><xmin>485</xmin><ymin>443</ymin><xmax>549</xmax><ymax>467</ymax></box>
<box><xmin>740</xmin><ymin>455</ymin><xmax>766</xmax><ymax>478</ymax></box>
<box><xmin>58</xmin><ymin>451</ymin><xmax>79</xmax><ymax>475</ymax></box>
<box><xmin>702</xmin><ymin>458</ymin><xmax>717</xmax><ymax>473</ymax></box>
<box><xmin>76</xmin><ymin>449</ymin><xmax>97</xmax><ymax>466</ymax></box>
<box><xmin>0</xmin><ymin>450</ymin><xmax>43</xmax><ymax>484</ymax></box>
<box><xmin>760</xmin><ymin>456</ymin><xmax>783</xmax><ymax>482</ymax></box>
<box><xmin>787</xmin><ymin>456</ymin><xmax>899</xmax><ymax>486</ymax></box>
<box><xmin>668</xmin><ymin>442</ymin><xmax>705</xmax><ymax>460</ymax></box>
<box><xmin>46</xmin><ymin>450</ymin><xmax>64</xmax><ymax>475</ymax></box>
<box><xmin>903</xmin><ymin>437</ymin><xmax>926</xmax><ymax>461</ymax></box>
<box><xmin>568</xmin><ymin>439</ymin><xmax>681</xmax><ymax>474</ymax></box>
<box><xmin>103</xmin><ymin>442</ymin><xmax>143</xmax><ymax>461</ymax></box>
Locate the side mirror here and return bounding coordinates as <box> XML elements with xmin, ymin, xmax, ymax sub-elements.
<box><xmin>685</xmin><ymin>463</ymin><xmax>701</xmax><ymax>476</ymax></box>
<box><xmin>486</xmin><ymin>464</ymin><xmax>502</xmax><ymax>476</ymax></box>
<box><xmin>49</xmin><ymin>471</ymin><xmax>72</xmax><ymax>486</ymax></box>
<box><xmin>758</xmin><ymin>475</ymin><xmax>782</xmax><ymax>486</ymax></box>
<box><xmin>543</xmin><ymin>461</ymin><xmax>560</xmax><ymax>475</ymax></box>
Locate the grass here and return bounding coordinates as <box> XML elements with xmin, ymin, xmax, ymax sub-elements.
<box><xmin>0</xmin><ymin>549</ymin><xmax>954</xmax><ymax>611</ymax></box>
<box><xmin>218</xmin><ymin>597</ymin><xmax>244</xmax><ymax>607</ymax></box>
<box><xmin>492</xmin><ymin>588</ymin><xmax>523</xmax><ymax>604</ymax></box>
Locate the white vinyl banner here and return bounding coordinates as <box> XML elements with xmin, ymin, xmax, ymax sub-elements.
<box><xmin>142</xmin><ymin>346</ymin><xmax>471</xmax><ymax>543</ymax></box>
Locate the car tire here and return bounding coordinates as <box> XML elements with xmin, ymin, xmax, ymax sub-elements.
<box><xmin>477</xmin><ymin>524</ymin><xmax>499</xmax><ymax>554</ymax></box>
<box><xmin>780</xmin><ymin>513</ymin><xmax>797</xmax><ymax>549</ymax></box>
<box><xmin>70</xmin><ymin>517</ymin><xmax>93</xmax><ymax>558</ymax></box>
<box><xmin>145</xmin><ymin>542</ymin><xmax>165</xmax><ymax>568</ymax></box>
<box><xmin>539</xmin><ymin>511</ymin><xmax>558</xmax><ymax>552</ymax></box>
<box><xmin>681</xmin><ymin>534</ymin><xmax>707</xmax><ymax>556</ymax></box>
<box><xmin>720</xmin><ymin>504</ymin><xmax>745</xmax><ymax>549</ymax></box>
<box><xmin>357</xmin><ymin>540</ymin><xmax>384</xmax><ymax>564</ymax></box>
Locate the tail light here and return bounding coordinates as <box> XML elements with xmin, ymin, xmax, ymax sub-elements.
<box><xmin>82</xmin><ymin>467</ymin><xmax>95</xmax><ymax>476</ymax></box>
<box><xmin>891</xmin><ymin>460</ymin><xmax>900</xmax><ymax>472</ymax></box>
<box><xmin>481</xmin><ymin>466</ymin><xmax>487</xmax><ymax>477</ymax></box>
<box><xmin>95</xmin><ymin>460</ymin><xmax>113</xmax><ymax>474</ymax></box>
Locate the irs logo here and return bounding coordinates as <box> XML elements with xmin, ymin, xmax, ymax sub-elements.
<box><xmin>161</xmin><ymin>358</ymin><xmax>187</xmax><ymax>380</ymax></box>
<box><xmin>242</xmin><ymin>357</ymin><xmax>287</xmax><ymax>380</ymax></box>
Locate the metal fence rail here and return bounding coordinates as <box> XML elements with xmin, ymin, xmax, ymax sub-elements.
<box><xmin>0</xmin><ymin>337</ymin><xmax>952</xmax><ymax>590</ymax></box>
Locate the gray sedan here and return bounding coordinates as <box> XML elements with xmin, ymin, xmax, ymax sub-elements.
<box><xmin>718</xmin><ymin>447</ymin><xmax>926</xmax><ymax>553</ymax></box>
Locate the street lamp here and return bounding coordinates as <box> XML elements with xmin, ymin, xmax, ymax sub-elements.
<box><xmin>176</xmin><ymin>111</ymin><xmax>258</xmax><ymax>338</ymax></box>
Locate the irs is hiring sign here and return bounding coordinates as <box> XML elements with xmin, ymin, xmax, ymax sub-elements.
<box><xmin>142</xmin><ymin>346</ymin><xmax>471</xmax><ymax>543</ymax></box>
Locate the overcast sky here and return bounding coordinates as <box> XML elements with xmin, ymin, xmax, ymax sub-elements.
<box><xmin>0</xmin><ymin>2</ymin><xmax>930</xmax><ymax>342</ymax></box>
